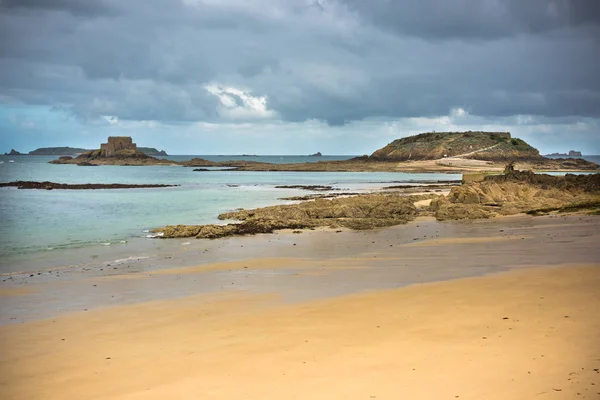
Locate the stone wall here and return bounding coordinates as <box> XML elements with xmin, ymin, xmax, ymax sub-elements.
<box><xmin>100</xmin><ymin>137</ymin><xmax>137</xmax><ymax>157</ymax></box>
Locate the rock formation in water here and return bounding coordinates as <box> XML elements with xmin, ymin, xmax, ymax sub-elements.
<box><xmin>154</xmin><ymin>193</ymin><xmax>423</xmax><ymax>239</ymax></box>
<box><xmin>0</xmin><ymin>181</ymin><xmax>179</xmax><ymax>190</ymax></box>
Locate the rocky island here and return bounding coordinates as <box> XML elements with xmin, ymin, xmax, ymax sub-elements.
<box><xmin>370</xmin><ymin>131</ymin><xmax>540</xmax><ymax>161</ymax></box>
<box><xmin>4</xmin><ymin>149</ymin><xmax>23</xmax><ymax>156</ymax></box>
<box><xmin>49</xmin><ymin>137</ymin><xmax>176</xmax><ymax>166</ymax></box>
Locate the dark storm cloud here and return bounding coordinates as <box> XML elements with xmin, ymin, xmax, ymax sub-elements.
<box><xmin>0</xmin><ymin>0</ymin><xmax>599</xmax><ymax>125</ymax></box>
<box><xmin>340</xmin><ymin>0</ymin><xmax>600</xmax><ymax>39</ymax></box>
<box><xmin>0</xmin><ymin>0</ymin><xmax>115</xmax><ymax>16</ymax></box>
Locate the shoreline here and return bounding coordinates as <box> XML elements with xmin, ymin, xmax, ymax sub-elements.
<box><xmin>2</xmin><ymin>213</ymin><xmax>599</xmax><ymax>324</ymax></box>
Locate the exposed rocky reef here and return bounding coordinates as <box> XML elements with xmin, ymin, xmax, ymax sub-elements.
<box><xmin>274</xmin><ymin>185</ymin><xmax>334</xmax><ymax>191</ymax></box>
<box><xmin>431</xmin><ymin>171</ymin><xmax>600</xmax><ymax>220</ymax></box>
<box><xmin>154</xmin><ymin>193</ymin><xmax>427</xmax><ymax>239</ymax></box>
<box><xmin>0</xmin><ymin>181</ymin><xmax>178</xmax><ymax>190</ymax></box>
<box><xmin>153</xmin><ymin>171</ymin><xmax>600</xmax><ymax>239</ymax></box>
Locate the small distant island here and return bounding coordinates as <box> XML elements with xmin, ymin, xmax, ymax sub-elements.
<box><xmin>309</xmin><ymin>152</ymin><xmax>322</xmax><ymax>157</ymax></box>
<box><xmin>544</xmin><ymin>150</ymin><xmax>583</xmax><ymax>157</ymax></box>
<box><xmin>137</xmin><ymin>147</ymin><xmax>168</xmax><ymax>156</ymax></box>
<box><xmin>4</xmin><ymin>149</ymin><xmax>23</xmax><ymax>156</ymax></box>
<box><xmin>29</xmin><ymin>147</ymin><xmax>91</xmax><ymax>156</ymax></box>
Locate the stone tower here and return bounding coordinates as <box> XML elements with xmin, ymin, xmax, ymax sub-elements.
<box><xmin>100</xmin><ymin>137</ymin><xmax>137</xmax><ymax>157</ymax></box>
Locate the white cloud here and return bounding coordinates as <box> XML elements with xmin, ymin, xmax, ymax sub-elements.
<box><xmin>450</xmin><ymin>107</ymin><xmax>467</xmax><ymax>117</ymax></box>
<box><xmin>204</xmin><ymin>84</ymin><xmax>278</xmax><ymax>121</ymax></box>
<box><xmin>103</xmin><ymin>115</ymin><xmax>120</xmax><ymax>125</ymax></box>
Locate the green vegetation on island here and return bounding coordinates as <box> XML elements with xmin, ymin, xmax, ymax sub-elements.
<box><xmin>370</xmin><ymin>131</ymin><xmax>542</xmax><ymax>161</ymax></box>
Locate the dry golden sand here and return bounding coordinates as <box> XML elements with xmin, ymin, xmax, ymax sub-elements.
<box><xmin>1</xmin><ymin>264</ymin><xmax>599</xmax><ymax>399</ymax></box>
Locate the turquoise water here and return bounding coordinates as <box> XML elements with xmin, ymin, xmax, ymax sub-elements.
<box><xmin>0</xmin><ymin>155</ymin><xmax>462</xmax><ymax>271</ymax></box>
<box><xmin>2</xmin><ymin>154</ymin><xmax>597</xmax><ymax>273</ymax></box>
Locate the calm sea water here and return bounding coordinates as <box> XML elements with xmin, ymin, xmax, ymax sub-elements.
<box><xmin>0</xmin><ymin>155</ymin><xmax>464</xmax><ymax>272</ymax></box>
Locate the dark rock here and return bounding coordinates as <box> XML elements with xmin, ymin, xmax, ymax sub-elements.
<box><xmin>154</xmin><ymin>193</ymin><xmax>422</xmax><ymax>239</ymax></box>
<box><xmin>275</xmin><ymin>185</ymin><xmax>333</xmax><ymax>191</ymax></box>
<box><xmin>0</xmin><ymin>181</ymin><xmax>179</xmax><ymax>190</ymax></box>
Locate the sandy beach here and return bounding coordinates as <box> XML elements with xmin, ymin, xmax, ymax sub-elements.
<box><xmin>1</xmin><ymin>214</ymin><xmax>599</xmax><ymax>399</ymax></box>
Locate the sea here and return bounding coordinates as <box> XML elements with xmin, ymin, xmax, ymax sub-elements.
<box><xmin>0</xmin><ymin>154</ymin><xmax>471</xmax><ymax>273</ymax></box>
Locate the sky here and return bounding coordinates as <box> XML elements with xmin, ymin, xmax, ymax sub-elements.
<box><xmin>1</xmin><ymin>0</ymin><xmax>599</xmax><ymax>155</ymax></box>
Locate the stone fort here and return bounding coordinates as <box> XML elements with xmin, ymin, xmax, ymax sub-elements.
<box><xmin>100</xmin><ymin>136</ymin><xmax>137</xmax><ymax>157</ymax></box>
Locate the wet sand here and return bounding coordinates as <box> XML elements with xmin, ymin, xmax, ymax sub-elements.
<box><xmin>1</xmin><ymin>214</ymin><xmax>599</xmax><ymax>398</ymax></box>
<box><xmin>1</xmin><ymin>265</ymin><xmax>599</xmax><ymax>399</ymax></box>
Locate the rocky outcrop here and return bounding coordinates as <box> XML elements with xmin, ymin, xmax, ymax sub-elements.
<box><xmin>152</xmin><ymin>171</ymin><xmax>600</xmax><ymax>240</ymax></box>
<box><xmin>310</xmin><ymin>152</ymin><xmax>322</xmax><ymax>156</ymax></box>
<box><xmin>0</xmin><ymin>181</ymin><xmax>178</xmax><ymax>190</ymax></box>
<box><xmin>370</xmin><ymin>131</ymin><xmax>542</xmax><ymax>161</ymax></box>
<box><xmin>154</xmin><ymin>193</ymin><xmax>425</xmax><ymax>239</ymax></box>
<box><xmin>431</xmin><ymin>171</ymin><xmax>600</xmax><ymax>220</ymax></box>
